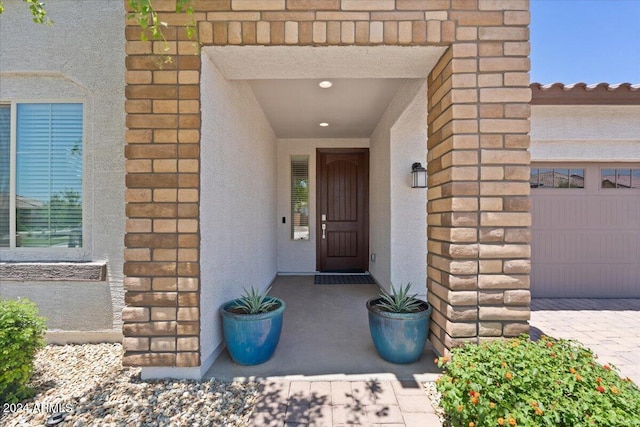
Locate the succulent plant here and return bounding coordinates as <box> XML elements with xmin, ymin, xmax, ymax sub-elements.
<box><xmin>376</xmin><ymin>283</ymin><xmax>424</xmax><ymax>313</ymax></box>
<box><xmin>231</xmin><ymin>286</ymin><xmax>279</xmax><ymax>314</ymax></box>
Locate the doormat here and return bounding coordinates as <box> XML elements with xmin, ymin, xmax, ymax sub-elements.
<box><xmin>314</xmin><ymin>275</ymin><xmax>376</xmax><ymax>285</ymax></box>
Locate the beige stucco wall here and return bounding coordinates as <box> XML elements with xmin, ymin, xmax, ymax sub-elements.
<box><xmin>369</xmin><ymin>79</ymin><xmax>428</xmax><ymax>297</ymax></box>
<box><xmin>531</xmin><ymin>105</ymin><xmax>640</xmax><ymax>161</ymax></box>
<box><xmin>193</xmin><ymin>51</ymin><xmax>279</xmax><ymax>379</ymax></box>
<box><xmin>0</xmin><ymin>0</ymin><xmax>125</xmax><ymax>341</ymax></box>
<box><xmin>390</xmin><ymin>79</ymin><xmax>429</xmax><ymax>300</ymax></box>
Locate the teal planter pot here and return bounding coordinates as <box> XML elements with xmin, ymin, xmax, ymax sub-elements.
<box><xmin>367</xmin><ymin>297</ymin><xmax>432</xmax><ymax>364</ymax></box>
<box><xmin>220</xmin><ymin>297</ymin><xmax>286</xmax><ymax>366</ymax></box>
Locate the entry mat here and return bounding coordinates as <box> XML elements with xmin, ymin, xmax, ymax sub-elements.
<box><xmin>314</xmin><ymin>274</ymin><xmax>376</xmax><ymax>285</ymax></box>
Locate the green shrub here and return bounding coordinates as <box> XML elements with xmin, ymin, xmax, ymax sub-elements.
<box><xmin>436</xmin><ymin>334</ymin><xmax>640</xmax><ymax>427</ymax></box>
<box><xmin>0</xmin><ymin>298</ymin><xmax>46</xmax><ymax>404</ymax></box>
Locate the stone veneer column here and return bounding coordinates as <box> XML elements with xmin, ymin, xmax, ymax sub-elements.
<box><xmin>427</xmin><ymin>2</ymin><xmax>531</xmax><ymax>355</ymax></box>
<box><xmin>123</xmin><ymin>0</ymin><xmax>531</xmax><ymax>367</ymax></box>
<box><xmin>122</xmin><ymin>2</ymin><xmax>206</xmax><ymax>366</ymax></box>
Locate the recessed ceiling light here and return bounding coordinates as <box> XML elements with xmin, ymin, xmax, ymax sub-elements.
<box><xmin>319</xmin><ymin>80</ymin><xmax>333</xmax><ymax>89</ymax></box>
<box><xmin>319</xmin><ymin>122</ymin><xmax>329</xmax><ymax>127</ymax></box>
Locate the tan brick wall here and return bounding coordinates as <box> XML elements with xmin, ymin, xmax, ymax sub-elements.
<box><xmin>426</xmin><ymin>0</ymin><xmax>531</xmax><ymax>355</ymax></box>
<box><xmin>124</xmin><ymin>0</ymin><xmax>531</xmax><ymax>366</ymax></box>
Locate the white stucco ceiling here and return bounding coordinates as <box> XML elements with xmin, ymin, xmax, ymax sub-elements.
<box><xmin>248</xmin><ymin>78</ymin><xmax>408</xmax><ymax>138</ymax></box>
<box><xmin>203</xmin><ymin>46</ymin><xmax>446</xmax><ymax>138</ymax></box>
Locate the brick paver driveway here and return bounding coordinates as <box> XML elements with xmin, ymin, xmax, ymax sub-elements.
<box><xmin>530</xmin><ymin>299</ymin><xmax>640</xmax><ymax>385</ymax></box>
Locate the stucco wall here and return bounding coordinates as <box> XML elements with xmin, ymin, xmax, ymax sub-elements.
<box><xmin>390</xmin><ymin>80</ymin><xmax>429</xmax><ymax>300</ymax></box>
<box><xmin>369</xmin><ymin>79</ymin><xmax>428</xmax><ymax>296</ymax></box>
<box><xmin>276</xmin><ymin>138</ymin><xmax>369</xmax><ymax>273</ymax></box>
<box><xmin>199</xmin><ymin>52</ymin><xmax>278</xmax><ymax>373</ymax></box>
<box><xmin>0</xmin><ymin>0</ymin><xmax>125</xmax><ymax>341</ymax></box>
<box><xmin>531</xmin><ymin>105</ymin><xmax>640</xmax><ymax>161</ymax></box>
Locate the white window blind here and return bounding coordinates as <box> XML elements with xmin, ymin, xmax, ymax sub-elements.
<box><xmin>0</xmin><ymin>105</ymin><xmax>10</xmax><ymax>246</ymax></box>
<box><xmin>291</xmin><ymin>156</ymin><xmax>309</xmax><ymax>241</ymax></box>
<box><xmin>1</xmin><ymin>103</ymin><xmax>84</xmax><ymax>248</ymax></box>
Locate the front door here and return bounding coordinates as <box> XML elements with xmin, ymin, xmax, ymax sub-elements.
<box><xmin>316</xmin><ymin>149</ymin><xmax>369</xmax><ymax>272</ymax></box>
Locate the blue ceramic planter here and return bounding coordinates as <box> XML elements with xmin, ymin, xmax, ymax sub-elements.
<box><xmin>367</xmin><ymin>297</ymin><xmax>432</xmax><ymax>364</ymax></box>
<box><xmin>220</xmin><ymin>297</ymin><xmax>286</xmax><ymax>366</ymax></box>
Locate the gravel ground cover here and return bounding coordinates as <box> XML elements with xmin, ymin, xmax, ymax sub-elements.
<box><xmin>1</xmin><ymin>344</ymin><xmax>258</xmax><ymax>427</ymax></box>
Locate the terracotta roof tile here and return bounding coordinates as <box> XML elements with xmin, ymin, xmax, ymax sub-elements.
<box><xmin>531</xmin><ymin>82</ymin><xmax>640</xmax><ymax>105</ymax></box>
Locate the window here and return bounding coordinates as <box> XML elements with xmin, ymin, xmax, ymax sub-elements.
<box><xmin>530</xmin><ymin>168</ymin><xmax>584</xmax><ymax>189</ymax></box>
<box><xmin>290</xmin><ymin>156</ymin><xmax>309</xmax><ymax>241</ymax></box>
<box><xmin>601</xmin><ymin>168</ymin><xmax>640</xmax><ymax>189</ymax></box>
<box><xmin>0</xmin><ymin>102</ymin><xmax>83</xmax><ymax>249</ymax></box>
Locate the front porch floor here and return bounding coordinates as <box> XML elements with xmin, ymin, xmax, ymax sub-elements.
<box><xmin>205</xmin><ymin>275</ymin><xmax>441</xmax><ymax>383</ymax></box>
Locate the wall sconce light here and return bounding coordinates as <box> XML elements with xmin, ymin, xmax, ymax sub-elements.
<box><xmin>411</xmin><ymin>162</ymin><xmax>427</xmax><ymax>188</ymax></box>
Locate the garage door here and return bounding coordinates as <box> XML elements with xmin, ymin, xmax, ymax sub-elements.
<box><xmin>531</xmin><ymin>163</ymin><xmax>640</xmax><ymax>298</ymax></box>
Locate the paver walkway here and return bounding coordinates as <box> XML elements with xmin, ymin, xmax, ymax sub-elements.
<box><xmin>248</xmin><ymin>379</ymin><xmax>441</xmax><ymax>427</ymax></box>
<box><xmin>530</xmin><ymin>298</ymin><xmax>640</xmax><ymax>385</ymax></box>
<box><xmin>244</xmin><ymin>297</ymin><xmax>640</xmax><ymax>426</ymax></box>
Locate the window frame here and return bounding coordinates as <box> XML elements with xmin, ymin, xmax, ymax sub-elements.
<box><xmin>530</xmin><ymin>165</ymin><xmax>587</xmax><ymax>190</ymax></box>
<box><xmin>599</xmin><ymin>167</ymin><xmax>640</xmax><ymax>191</ymax></box>
<box><xmin>290</xmin><ymin>155</ymin><xmax>310</xmax><ymax>241</ymax></box>
<box><xmin>0</xmin><ymin>98</ymin><xmax>89</xmax><ymax>261</ymax></box>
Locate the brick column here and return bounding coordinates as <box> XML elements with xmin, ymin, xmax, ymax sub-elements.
<box><xmin>122</xmin><ymin>5</ymin><xmax>206</xmax><ymax>366</ymax></box>
<box><xmin>427</xmin><ymin>2</ymin><xmax>531</xmax><ymax>356</ymax></box>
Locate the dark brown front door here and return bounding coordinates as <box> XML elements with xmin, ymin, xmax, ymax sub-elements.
<box><xmin>316</xmin><ymin>149</ymin><xmax>369</xmax><ymax>272</ymax></box>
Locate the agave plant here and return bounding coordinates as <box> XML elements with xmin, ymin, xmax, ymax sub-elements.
<box><xmin>376</xmin><ymin>283</ymin><xmax>423</xmax><ymax>313</ymax></box>
<box><xmin>231</xmin><ymin>286</ymin><xmax>279</xmax><ymax>314</ymax></box>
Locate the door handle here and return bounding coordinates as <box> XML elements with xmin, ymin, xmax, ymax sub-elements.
<box><xmin>322</xmin><ymin>223</ymin><xmax>326</xmax><ymax>239</ymax></box>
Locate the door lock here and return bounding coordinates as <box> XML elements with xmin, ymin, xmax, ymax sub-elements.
<box><xmin>322</xmin><ymin>223</ymin><xmax>326</xmax><ymax>239</ymax></box>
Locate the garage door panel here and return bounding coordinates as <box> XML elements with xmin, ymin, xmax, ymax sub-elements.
<box><xmin>533</xmin><ymin>230</ymin><xmax>639</xmax><ymax>263</ymax></box>
<box><xmin>532</xmin><ymin>262</ymin><xmax>640</xmax><ymax>298</ymax></box>
<box><xmin>531</xmin><ymin>163</ymin><xmax>640</xmax><ymax>298</ymax></box>
<box><xmin>533</xmin><ymin>197</ymin><xmax>640</xmax><ymax>229</ymax></box>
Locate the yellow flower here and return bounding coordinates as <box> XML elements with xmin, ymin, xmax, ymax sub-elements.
<box><xmin>569</xmin><ymin>367</ymin><xmax>576</xmax><ymax>374</ymax></box>
<box><xmin>457</xmin><ymin>405</ymin><xmax>463</xmax><ymax>412</ymax></box>
<box><xmin>489</xmin><ymin>402</ymin><xmax>495</xmax><ymax>409</ymax></box>
<box><xmin>469</xmin><ymin>423</ymin><xmax>475</xmax><ymax>427</ymax></box>
<box><xmin>535</xmin><ymin>408</ymin><xmax>543</xmax><ymax>416</ymax></box>
<box><xmin>497</xmin><ymin>418</ymin><xmax>505</xmax><ymax>426</ymax></box>
<box><xmin>508</xmin><ymin>417</ymin><xmax>517</xmax><ymax>426</ymax></box>
<box><xmin>611</xmin><ymin>386</ymin><xmax>619</xmax><ymax>394</ymax></box>
<box><xmin>505</xmin><ymin>372</ymin><xmax>513</xmax><ymax>380</ymax></box>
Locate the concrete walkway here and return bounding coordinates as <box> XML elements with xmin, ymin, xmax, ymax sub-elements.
<box><xmin>530</xmin><ymin>298</ymin><xmax>640</xmax><ymax>385</ymax></box>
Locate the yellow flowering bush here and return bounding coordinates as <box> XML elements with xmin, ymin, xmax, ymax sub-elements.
<box><xmin>436</xmin><ymin>335</ymin><xmax>640</xmax><ymax>426</ymax></box>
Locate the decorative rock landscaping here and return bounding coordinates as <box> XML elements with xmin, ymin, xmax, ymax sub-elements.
<box><xmin>1</xmin><ymin>344</ymin><xmax>258</xmax><ymax>427</ymax></box>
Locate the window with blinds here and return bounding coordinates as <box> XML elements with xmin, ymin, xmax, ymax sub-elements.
<box><xmin>0</xmin><ymin>105</ymin><xmax>10</xmax><ymax>247</ymax></box>
<box><xmin>0</xmin><ymin>103</ymin><xmax>83</xmax><ymax>248</ymax></box>
<box><xmin>291</xmin><ymin>156</ymin><xmax>309</xmax><ymax>241</ymax></box>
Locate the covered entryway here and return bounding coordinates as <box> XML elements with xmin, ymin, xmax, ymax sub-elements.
<box><xmin>197</xmin><ymin>46</ymin><xmax>440</xmax><ymax>373</ymax></box>
<box><xmin>122</xmin><ymin>1</ymin><xmax>534</xmax><ymax>378</ymax></box>
<box><xmin>531</xmin><ymin>162</ymin><xmax>640</xmax><ymax>298</ymax></box>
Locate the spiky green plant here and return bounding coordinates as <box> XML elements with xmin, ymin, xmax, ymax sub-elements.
<box><xmin>231</xmin><ymin>286</ymin><xmax>279</xmax><ymax>314</ymax></box>
<box><xmin>376</xmin><ymin>283</ymin><xmax>424</xmax><ymax>313</ymax></box>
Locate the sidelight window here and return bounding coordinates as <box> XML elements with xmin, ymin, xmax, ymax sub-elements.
<box><xmin>290</xmin><ymin>156</ymin><xmax>309</xmax><ymax>241</ymax></box>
